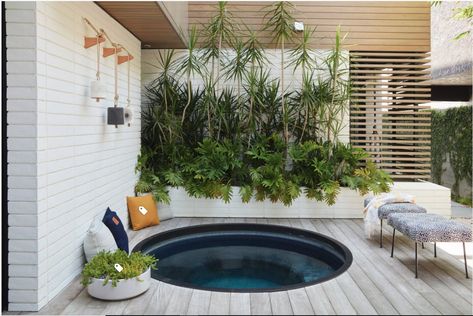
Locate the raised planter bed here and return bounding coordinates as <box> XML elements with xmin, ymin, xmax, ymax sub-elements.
<box><xmin>158</xmin><ymin>182</ymin><xmax>451</xmax><ymax>219</ymax></box>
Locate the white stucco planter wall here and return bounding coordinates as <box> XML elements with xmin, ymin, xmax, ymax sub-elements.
<box><xmin>159</xmin><ymin>182</ymin><xmax>451</xmax><ymax>219</ymax></box>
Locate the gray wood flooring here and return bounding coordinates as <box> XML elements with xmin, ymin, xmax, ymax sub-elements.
<box><xmin>27</xmin><ymin>218</ymin><xmax>473</xmax><ymax>315</ymax></box>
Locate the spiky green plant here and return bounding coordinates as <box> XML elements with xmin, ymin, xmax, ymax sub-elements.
<box><xmin>175</xmin><ymin>26</ymin><xmax>207</xmax><ymax>124</ymax></box>
<box><xmin>264</xmin><ymin>1</ymin><xmax>295</xmax><ymax>147</ymax></box>
<box><xmin>202</xmin><ymin>1</ymin><xmax>237</xmax><ymax>91</ymax></box>
<box><xmin>323</xmin><ymin>26</ymin><xmax>350</xmax><ymax>143</ymax></box>
<box><xmin>287</xmin><ymin>27</ymin><xmax>318</xmax><ymax>141</ymax></box>
<box><xmin>222</xmin><ymin>38</ymin><xmax>246</xmax><ymax>121</ymax></box>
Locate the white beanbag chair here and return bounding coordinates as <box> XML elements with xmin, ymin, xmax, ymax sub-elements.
<box><xmin>83</xmin><ymin>217</ymin><xmax>117</xmax><ymax>262</ymax></box>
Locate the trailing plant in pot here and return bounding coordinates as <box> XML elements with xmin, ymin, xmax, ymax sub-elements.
<box><xmin>82</xmin><ymin>250</ymin><xmax>157</xmax><ymax>300</ymax></box>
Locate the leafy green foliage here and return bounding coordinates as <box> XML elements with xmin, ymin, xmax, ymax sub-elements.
<box><xmin>431</xmin><ymin>106</ymin><xmax>472</xmax><ymax>199</ymax></box>
<box><xmin>136</xmin><ymin>2</ymin><xmax>393</xmax><ymax>208</ymax></box>
<box><xmin>81</xmin><ymin>250</ymin><xmax>157</xmax><ymax>287</ymax></box>
<box><xmin>452</xmin><ymin>4</ymin><xmax>472</xmax><ymax>40</ymax></box>
<box><xmin>182</xmin><ymin>139</ymin><xmax>242</xmax><ymax>202</ymax></box>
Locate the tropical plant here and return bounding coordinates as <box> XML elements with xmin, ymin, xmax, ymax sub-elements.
<box><xmin>81</xmin><ymin>250</ymin><xmax>157</xmax><ymax>287</ymax></box>
<box><xmin>264</xmin><ymin>1</ymin><xmax>295</xmax><ymax>147</ymax></box>
<box><xmin>287</xmin><ymin>26</ymin><xmax>318</xmax><ymax>141</ymax></box>
<box><xmin>182</xmin><ymin>139</ymin><xmax>243</xmax><ymax>203</ymax></box>
<box><xmin>432</xmin><ymin>1</ymin><xmax>473</xmax><ymax>40</ymax></box>
<box><xmin>323</xmin><ymin>26</ymin><xmax>350</xmax><ymax>143</ymax></box>
<box><xmin>175</xmin><ymin>26</ymin><xmax>206</xmax><ymax>124</ymax></box>
<box><xmin>202</xmin><ymin>1</ymin><xmax>237</xmax><ymax>90</ymax></box>
<box><xmin>136</xmin><ymin>3</ymin><xmax>392</xmax><ymax>207</ymax></box>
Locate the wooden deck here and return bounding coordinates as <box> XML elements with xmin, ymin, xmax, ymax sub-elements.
<box><xmin>29</xmin><ymin>218</ymin><xmax>472</xmax><ymax>315</ymax></box>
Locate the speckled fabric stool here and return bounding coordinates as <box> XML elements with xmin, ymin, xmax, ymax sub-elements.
<box><xmin>388</xmin><ymin>213</ymin><xmax>472</xmax><ymax>278</ymax></box>
<box><xmin>364</xmin><ymin>197</ymin><xmax>427</xmax><ymax>248</ymax></box>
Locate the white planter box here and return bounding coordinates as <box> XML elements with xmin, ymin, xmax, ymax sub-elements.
<box><xmin>159</xmin><ymin>182</ymin><xmax>451</xmax><ymax>219</ymax></box>
<box><xmin>87</xmin><ymin>268</ymin><xmax>151</xmax><ymax>300</ymax></box>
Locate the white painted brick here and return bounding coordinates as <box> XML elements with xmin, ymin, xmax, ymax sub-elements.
<box><xmin>9</xmin><ymin>252</ymin><xmax>39</xmax><ymax>264</ymax></box>
<box><xmin>6</xmin><ymin>22</ymin><xmax>36</xmax><ymax>36</ymax></box>
<box><xmin>8</xmin><ymin>111</ymin><xmax>37</xmax><ymax>124</ymax></box>
<box><xmin>8</xmin><ymin>227</ymin><xmax>37</xmax><ymax>240</ymax></box>
<box><xmin>6</xmin><ymin>36</ymin><xmax>36</xmax><ymax>49</ymax></box>
<box><xmin>7</xmin><ymin>99</ymin><xmax>37</xmax><ymax>112</ymax></box>
<box><xmin>5</xmin><ymin>2</ymin><xmax>35</xmax><ymax>10</ymax></box>
<box><xmin>6</xmin><ymin>10</ymin><xmax>36</xmax><ymax>23</ymax></box>
<box><xmin>7</xmin><ymin>61</ymin><xmax>36</xmax><ymax>74</ymax></box>
<box><xmin>7</xmin><ymin>125</ymin><xmax>37</xmax><ymax>137</ymax></box>
<box><xmin>9</xmin><ymin>239</ymin><xmax>38</xmax><ymax>252</ymax></box>
<box><xmin>9</xmin><ymin>214</ymin><xmax>38</xmax><ymax>227</ymax></box>
<box><xmin>9</xmin><ymin>290</ymin><xmax>38</xmax><ymax>303</ymax></box>
<box><xmin>7</xmin><ymin>87</ymin><xmax>37</xmax><ymax>99</ymax></box>
<box><xmin>7</xmin><ymin>74</ymin><xmax>37</xmax><ymax>87</ymax></box>
<box><xmin>7</xmin><ymin>138</ymin><xmax>37</xmax><ymax>151</ymax></box>
<box><xmin>9</xmin><ymin>303</ymin><xmax>39</xmax><ymax>312</ymax></box>
<box><xmin>7</xmin><ymin>151</ymin><xmax>37</xmax><ymax>163</ymax></box>
<box><xmin>8</xmin><ymin>163</ymin><xmax>37</xmax><ymax>176</ymax></box>
<box><xmin>7</xmin><ymin>48</ymin><xmax>36</xmax><ymax>61</ymax></box>
<box><xmin>9</xmin><ymin>265</ymin><xmax>38</xmax><ymax>277</ymax></box>
<box><xmin>8</xmin><ymin>201</ymin><xmax>37</xmax><ymax>214</ymax></box>
<box><xmin>6</xmin><ymin>1</ymin><xmax>141</xmax><ymax>310</ymax></box>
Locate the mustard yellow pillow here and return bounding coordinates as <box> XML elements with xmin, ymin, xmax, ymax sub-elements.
<box><xmin>127</xmin><ymin>195</ymin><xmax>160</xmax><ymax>231</ymax></box>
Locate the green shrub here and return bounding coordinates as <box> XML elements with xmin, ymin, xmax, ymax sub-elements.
<box><xmin>136</xmin><ymin>135</ymin><xmax>392</xmax><ymax>206</ymax></box>
<box><xmin>431</xmin><ymin>105</ymin><xmax>472</xmax><ymax>197</ymax></box>
<box><xmin>81</xmin><ymin>250</ymin><xmax>157</xmax><ymax>287</ymax></box>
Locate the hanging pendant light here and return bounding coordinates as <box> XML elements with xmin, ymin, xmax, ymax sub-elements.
<box><xmin>107</xmin><ymin>43</ymin><xmax>125</xmax><ymax>127</ymax></box>
<box><xmin>84</xmin><ymin>19</ymin><xmax>107</xmax><ymax>102</ymax></box>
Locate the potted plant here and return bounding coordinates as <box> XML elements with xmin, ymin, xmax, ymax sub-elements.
<box><xmin>81</xmin><ymin>250</ymin><xmax>157</xmax><ymax>300</ymax></box>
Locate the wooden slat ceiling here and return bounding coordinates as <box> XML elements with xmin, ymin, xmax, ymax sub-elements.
<box><xmin>189</xmin><ymin>1</ymin><xmax>431</xmax><ymax>51</ymax></box>
<box><xmin>96</xmin><ymin>1</ymin><xmax>186</xmax><ymax>49</ymax></box>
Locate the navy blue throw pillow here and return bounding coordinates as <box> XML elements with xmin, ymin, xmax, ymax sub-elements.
<box><xmin>102</xmin><ymin>208</ymin><xmax>129</xmax><ymax>253</ymax></box>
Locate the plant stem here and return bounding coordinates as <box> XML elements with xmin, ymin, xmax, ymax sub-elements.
<box><xmin>281</xmin><ymin>37</ymin><xmax>288</xmax><ymax>147</ymax></box>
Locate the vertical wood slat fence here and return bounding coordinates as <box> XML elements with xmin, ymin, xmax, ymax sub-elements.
<box><xmin>349</xmin><ymin>51</ymin><xmax>431</xmax><ymax>180</ymax></box>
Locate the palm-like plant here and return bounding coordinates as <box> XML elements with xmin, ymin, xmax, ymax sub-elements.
<box><xmin>323</xmin><ymin>26</ymin><xmax>350</xmax><ymax>143</ymax></box>
<box><xmin>222</xmin><ymin>38</ymin><xmax>246</xmax><ymax>114</ymax></box>
<box><xmin>175</xmin><ymin>26</ymin><xmax>206</xmax><ymax>124</ymax></box>
<box><xmin>242</xmin><ymin>30</ymin><xmax>268</xmax><ymax>135</ymax></box>
<box><xmin>202</xmin><ymin>1</ymin><xmax>236</xmax><ymax>92</ymax></box>
<box><xmin>287</xmin><ymin>27</ymin><xmax>317</xmax><ymax>141</ymax></box>
<box><xmin>264</xmin><ymin>1</ymin><xmax>295</xmax><ymax>147</ymax></box>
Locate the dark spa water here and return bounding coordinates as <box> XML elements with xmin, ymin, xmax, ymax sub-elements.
<box><xmin>152</xmin><ymin>245</ymin><xmax>335</xmax><ymax>289</ymax></box>
<box><xmin>137</xmin><ymin>228</ymin><xmax>351</xmax><ymax>291</ymax></box>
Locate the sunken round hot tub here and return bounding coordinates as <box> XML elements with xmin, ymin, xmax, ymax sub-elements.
<box><xmin>133</xmin><ymin>223</ymin><xmax>352</xmax><ymax>292</ymax></box>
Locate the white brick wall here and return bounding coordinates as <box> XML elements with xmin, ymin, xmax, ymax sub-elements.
<box><xmin>6</xmin><ymin>1</ymin><xmax>141</xmax><ymax>311</ymax></box>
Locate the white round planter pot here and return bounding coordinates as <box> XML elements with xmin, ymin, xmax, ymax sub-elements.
<box><xmin>87</xmin><ymin>268</ymin><xmax>151</xmax><ymax>300</ymax></box>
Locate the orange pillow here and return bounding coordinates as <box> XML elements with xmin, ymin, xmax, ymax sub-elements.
<box><xmin>127</xmin><ymin>195</ymin><xmax>160</xmax><ymax>231</ymax></box>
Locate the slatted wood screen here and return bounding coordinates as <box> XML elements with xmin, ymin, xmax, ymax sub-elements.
<box><xmin>349</xmin><ymin>51</ymin><xmax>431</xmax><ymax>180</ymax></box>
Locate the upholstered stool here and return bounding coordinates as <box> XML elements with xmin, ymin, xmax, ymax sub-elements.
<box><xmin>388</xmin><ymin>213</ymin><xmax>472</xmax><ymax>278</ymax></box>
<box><xmin>364</xmin><ymin>197</ymin><xmax>427</xmax><ymax>248</ymax></box>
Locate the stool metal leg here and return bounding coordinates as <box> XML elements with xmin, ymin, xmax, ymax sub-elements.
<box><xmin>422</xmin><ymin>242</ymin><xmax>424</xmax><ymax>249</ymax></box>
<box><xmin>463</xmin><ymin>242</ymin><xmax>469</xmax><ymax>279</ymax></box>
<box><xmin>415</xmin><ymin>242</ymin><xmax>418</xmax><ymax>278</ymax></box>
<box><xmin>391</xmin><ymin>229</ymin><xmax>396</xmax><ymax>257</ymax></box>
<box><xmin>380</xmin><ymin>219</ymin><xmax>383</xmax><ymax>248</ymax></box>
<box><xmin>434</xmin><ymin>242</ymin><xmax>437</xmax><ymax>258</ymax></box>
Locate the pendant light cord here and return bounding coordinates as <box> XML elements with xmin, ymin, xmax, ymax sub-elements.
<box><xmin>127</xmin><ymin>53</ymin><xmax>131</xmax><ymax>107</ymax></box>
<box><xmin>96</xmin><ymin>35</ymin><xmax>100</xmax><ymax>81</ymax></box>
<box><xmin>114</xmin><ymin>46</ymin><xmax>119</xmax><ymax>107</ymax></box>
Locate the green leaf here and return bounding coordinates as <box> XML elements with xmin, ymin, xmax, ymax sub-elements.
<box><xmin>81</xmin><ymin>250</ymin><xmax>157</xmax><ymax>288</ymax></box>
